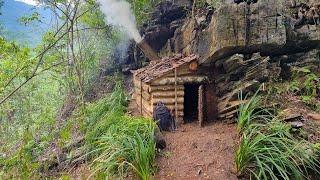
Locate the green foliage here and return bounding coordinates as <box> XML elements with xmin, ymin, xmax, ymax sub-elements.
<box><xmin>285</xmin><ymin>67</ymin><xmax>320</xmax><ymax>111</ymax></box>
<box><xmin>289</xmin><ymin>67</ymin><xmax>319</xmax><ymax>97</ymax></box>
<box><xmin>0</xmin><ymin>128</ymin><xmax>41</xmax><ymax>179</ymax></box>
<box><xmin>237</xmin><ymin>91</ymin><xmax>272</xmax><ymax>132</ymax></box>
<box><xmin>58</xmin><ymin>121</ymin><xmax>73</xmax><ymax>147</ymax></box>
<box><xmin>236</xmin><ymin>124</ymin><xmax>320</xmax><ymax>180</ymax></box>
<box><xmin>288</xmin><ymin>79</ymin><xmax>300</xmax><ymax>93</ymax></box>
<box><xmin>236</xmin><ymin>94</ymin><xmax>320</xmax><ymax>179</ymax></box>
<box><xmin>314</xmin><ymin>143</ymin><xmax>320</xmax><ymax>156</ymax></box>
<box><xmin>0</xmin><ymin>37</ymin><xmax>32</xmax><ymax>91</ymax></box>
<box><xmin>79</xmin><ymin>0</ymin><xmax>107</xmax><ymax>28</ymax></box>
<box><xmin>85</xmin><ymin>79</ymin><xmax>127</xmax><ymax>143</ymax></box>
<box><xmin>128</xmin><ymin>0</ymin><xmax>160</xmax><ymax>25</ymax></box>
<box><xmin>0</xmin><ymin>73</ymin><xmax>64</xmax><ymax>178</ymax></box>
<box><xmin>89</xmin><ymin>116</ymin><xmax>156</xmax><ymax>180</ymax></box>
<box><xmin>303</xmin><ymin>73</ymin><xmax>319</xmax><ymax>97</ymax></box>
<box><xmin>19</xmin><ymin>12</ymin><xmax>41</xmax><ymax>25</ymax></box>
<box><xmin>195</xmin><ymin>0</ymin><xmax>207</xmax><ymax>8</ymax></box>
<box><xmin>0</xmin><ymin>0</ymin><xmax>159</xmax><ymax>178</ymax></box>
<box><xmin>83</xmin><ymin>79</ymin><xmax>156</xmax><ymax>179</ymax></box>
<box><xmin>208</xmin><ymin>0</ymin><xmax>223</xmax><ymax>8</ymax></box>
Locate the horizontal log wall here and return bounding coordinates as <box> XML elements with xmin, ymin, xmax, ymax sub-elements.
<box><xmin>136</xmin><ymin>96</ymin><xmax>152</xmax><ymax>112</ymax></box>
<box><xmin>134</xmin><ymin>77</ymin><xmax>150</xmax><ymax>92</ymax></box>
<box><xmin>133</xmin><ymin>63</ymin><xmax>210</xmax><ymax>121</ymax></box>
<box><xmin>133</xmin><ymin>87</ymin><xmax>185</xmax><ymax>120</ymax></box>
<box><xmin>150</xmin><ymin>85</ymin><xmax>184</xmax><ymax>92</ymax></box>
<box><xmin>151</xmin><ymin>76</ymin><xmax>207</xmax><ymax>86</ymax></box>
<box><xmin>133</xmin><ymin>77</ymin><xmax>153</xmax><ymax>118</ymax></box>
<box><xmin>151</xmin><ymin>84</ymin><xmax>185</xmax><ymax>121</ymax></box>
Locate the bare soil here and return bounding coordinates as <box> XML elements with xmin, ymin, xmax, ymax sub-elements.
<box><xmin>275</xmin><ymin>94</ymin><xmax>320</xmax><ymax>143</ymax></box>
<box><xmin>155</xmin><ymin>121</ymin><xmax>238</xmax><ymax>180</ymax></box>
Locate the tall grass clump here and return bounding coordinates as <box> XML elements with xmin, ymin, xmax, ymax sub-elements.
<box><xmin>236</xmin><ymin>92</ymin><xmax>320</xmax><ymax>179</ymax></box>
<box><xmin>84</xmin><ymin>79</ymin><xmax>156</xmax><ymax>179</ymax></box>
<box><xmin>237</xmin><ymin>91</ymin><xmax>272</xmax><ymax>132</ymax></box>
<box><xmin>85</xmin><ymin>80</ymin><xmax>127</xmax><ymax>144</ymax></box>
<box><xmin>89</xmin><ymin>117</ymin><xmax>156</xmax><ymax>180</ymax></box>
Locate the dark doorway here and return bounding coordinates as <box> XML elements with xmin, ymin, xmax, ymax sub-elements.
<box><xmin>184</xmin><ymin>84</ymin><xmax>200</xmax><ymax>123</ymax></box>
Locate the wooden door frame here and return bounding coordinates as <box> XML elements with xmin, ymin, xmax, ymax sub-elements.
<box><xmin>198</xmin><ymin>84</ymin><xmax>204</xmax><ymax>127</ymax></box>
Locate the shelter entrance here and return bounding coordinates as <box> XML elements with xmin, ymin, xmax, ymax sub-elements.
<box><xmin>183</xmin><ymin>84</ymin><xmax>201</xmax><ymax>123</ymax></box>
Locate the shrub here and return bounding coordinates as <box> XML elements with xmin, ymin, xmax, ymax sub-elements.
<box><xmin>236</xmin><ymin>93</ymin><xmax>320</xmax><ymax>179</ymax></box>
<box><xmin>84</xmin><ymin>79</ymin><xmax>156</xmax><ymax>179</ymax></box>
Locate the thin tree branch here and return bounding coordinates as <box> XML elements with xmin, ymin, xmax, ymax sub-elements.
<box><xmin>0</xmin><ymin>0</ymin><xmax>97</xmax><ymax>105</ymax></box>
<box><xmin>0</xmin><ymin>23</ymin><xmax>72</xmax><ymax>105</ymax></box>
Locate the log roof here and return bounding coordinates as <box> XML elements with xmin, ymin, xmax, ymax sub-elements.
<box><xmin>134</xmin><ymin>54</ymin><xmax>198</xmax><ymax>83</ymax></box>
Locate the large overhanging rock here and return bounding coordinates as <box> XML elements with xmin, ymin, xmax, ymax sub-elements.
<box><xmin>163</xmin><ymin>0</ymin><xmax>319</xmax><ymax>65</ymax></box>
<box><xmin>200</xmin><ymin>0</ymin><xmax>287</xmax><ymax>63</ymax></box>
<box><xmin>142</xmin><ymin>0</ymin><xmax>192</xmax><ymax>51</ymax></box>
<box><xmin>292</xmin><ymin>25</ymin><xmax>320</xmax><ymax>42</ymax></box>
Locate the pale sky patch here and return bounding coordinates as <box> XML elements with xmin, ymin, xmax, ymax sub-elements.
<box><xmin>15</xmin><ymin>0</ymin><xmax>39</xmax><ymax>6</ymax></box>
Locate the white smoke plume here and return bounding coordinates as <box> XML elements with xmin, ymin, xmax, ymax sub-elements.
<box><xmin>97</xmin><ymin>0</ymin><xmax>143</xmax><ymax>43</ymax></box>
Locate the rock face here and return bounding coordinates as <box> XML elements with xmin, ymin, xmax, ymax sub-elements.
<box><xmin>142</xmin><ymin>0</ymin><xmax>192</xmax><ymax>51</ymax></box>
<box><xmin>215</xmin><ymin>53</ymin><xmax>271</xmax><ymax>118</ymax></box>
<box><xmin>162</xmin><ymin>0</ymin><xmax>320</xmax><ymax>63</ymax></box>
<box><xmin>119</xmin><ymin>0</ymin><xmax>192</xmax><ymax>73</ymax></box>
<box><xmin>137</xmin><ymin>0</ymin><xmax>320</xmax><ymax>119</ymax></box>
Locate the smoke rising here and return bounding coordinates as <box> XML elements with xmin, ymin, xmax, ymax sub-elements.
<box><xmin>97</xmin><ymin>0</ymin><xmax>142</xmax><ymax>43</ymax></box>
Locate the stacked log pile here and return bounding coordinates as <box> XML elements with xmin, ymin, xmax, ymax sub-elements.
<box><xmin>215</xmin><ymin>49</ymin><xmax>320</xmax><ymax>120</ymax></box>
<box><xmin>215</xmin><ymin>53</ymin><xmax>280</xmax><ymax>120</ymax></box>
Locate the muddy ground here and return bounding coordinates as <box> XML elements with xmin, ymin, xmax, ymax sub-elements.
<box><xmin>155</xmin><ymin>121</ymin><xmax>238</xmax><ymax>180</ymax></box>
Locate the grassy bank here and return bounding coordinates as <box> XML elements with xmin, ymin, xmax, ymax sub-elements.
<box><xmin>83</xmin><ymin>80</ymin><xmax>156</xmax><ymax>179</ymax></box>
<box><xmin>0</xmin><ymin>78</ymin><xmax>157</xmax><ymax>179</ymax></box>
<box><xmin>235</xmin><ymin>92</ymin><xmax>320</xmax><ymax>179</ymax></box>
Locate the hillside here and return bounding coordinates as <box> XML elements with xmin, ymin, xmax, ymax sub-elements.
<box><xmin>0</xmin><ymin>0</ymin><xmax>319</xmax><ymax>179</ymax></box>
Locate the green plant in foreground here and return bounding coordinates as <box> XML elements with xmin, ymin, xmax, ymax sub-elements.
<box><xmin>237</xmin><ymin>91</ymin><xmax>272</xmax><ymax>132</ymax></box>
<box><xmin>236</xmin><ymin>124</ymin><xmax>320</xmax><ymax>179</ymax></box>
<box><xmin>84</xmin><ymin>80</ymin><xmax>156</xmax><ymax>180</ymax></box>
<box><xmin>87</xmin><ymin>115</ymin><xmax>156</xmax><ymax>180</ymax></box>
<box><xmin>289</xmin><ymin>67</ymin><xmax>320</xmax><ymax>109</ymax></box>
<box><xmin>236</xmin><ymin>92</ymin><xmax>320</xmax><ymax>179</ymax></box>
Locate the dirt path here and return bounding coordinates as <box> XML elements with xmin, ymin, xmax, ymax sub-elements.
<box><xmin>155</xmin><ymin>121</ymin><xmax>238</xmax><ymax>180</ymax></box>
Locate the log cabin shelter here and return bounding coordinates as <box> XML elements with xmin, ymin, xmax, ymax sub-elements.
<box><xmin>133</xmin><ymin>54</ymin><xmax>217</xmax><ymax>126</ymax></box>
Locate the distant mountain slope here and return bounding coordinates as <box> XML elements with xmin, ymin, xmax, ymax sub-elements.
<box><xmin>0</xmin><ymin>0</ymin><xmax>53</xmax><ymax>46</ymax></box>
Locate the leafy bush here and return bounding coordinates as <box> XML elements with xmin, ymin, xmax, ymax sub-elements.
<box><xmin>236</xmin><ymin>93</ymin><xmax>320</xmax><ymax>179</ymax></box>
<box><xmin>287</xmin><ymin>67</ymin><xmax>320</xmax><ymax>111</ymax></box>
<box><xmin>0</xmin><ymin>73</ymin><xmax>63</xmax><ymax>179</ymax></box>
<box><xmin>289</xmin><ymin>67</ymin><xmax>319</xmax><ymax>97</ymax></box>
<box><xmin>0</xmin><ymin>129</ymin><xmax>41</xmax><ymax>179</ymax></box>
<box><xmin>128</xmin><ymin>0</ymin><xmax>160</xmax><ymax>25</ymax></box>
<box><xmin>84</xmin><ymin>79</ymin><xmax>156</xmax><ymax>179</ymax></box>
